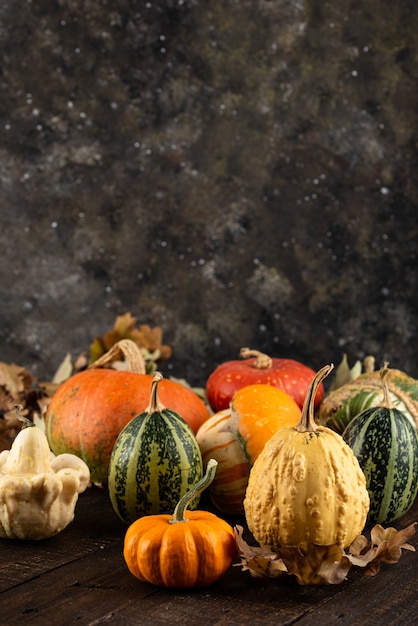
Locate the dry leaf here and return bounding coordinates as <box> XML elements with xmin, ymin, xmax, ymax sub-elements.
<box><xmin>347</xmin><ymin>522</ymin><xmax>416</xmax><ymax>576</ymax></box>
<box><xmin>278</xmin><ymin>544</ymin><xmax>351</xmax><ymax>585</ymax></box>
<box><xmin>88</xmin><ymin>313</ymin><xmax>172</xmax><ymax>373</ymax></box>
<box><xmin>234</xmin><ymin>522</ymin><xmax>416</xmax><ymax>585</ymax></box>
<box><xmin>0</xmin><ymin>362</ymin><xmax>35</xmax><ymax>398</ymax></box>
<box><xmin>235</xmin><ymin>526</ymin><xmax>287</xmax><ymax>579</ymax></box>
<box><xmin>0</xmin><ymin>361</ymin><xmax>43</xmax><ymax>450</ymax></box>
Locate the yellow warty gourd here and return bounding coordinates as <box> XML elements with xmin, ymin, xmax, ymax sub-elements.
<box><xmin>244</xmin><ymin>364</ymin><xmax>370</xmax><ymax>551</ymax></box>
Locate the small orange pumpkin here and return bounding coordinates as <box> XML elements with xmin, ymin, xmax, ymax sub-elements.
<box><xmin>196</xmin><ymin>383</ymin><xmax>301</xmax><ymax>514</ymax></box>
<box><xmin>123</xmin><ymin>459</ymin><xmax>236</xmax><ymax>589</ymax></box>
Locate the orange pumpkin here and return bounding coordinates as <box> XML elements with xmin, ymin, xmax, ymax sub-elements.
<box><xmin>45</xmin><ymin>368</ymin><xmax>210</xmax><ymax>486</ymax></box>
<box><xmin>123</xmin><ymin>459</ymin><xmax>236</xmax><ymax>589</ymax></box>
<box><xmin>196</xmin><ymin>383</ymin><xmax>301</xmax><ymax>514</ymax></box>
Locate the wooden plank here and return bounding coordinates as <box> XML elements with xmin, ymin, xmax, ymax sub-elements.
<box><xmin>0</xmin><ymin>487</ymin><xmax>125</xmax><ymax>592</ymax></box>
<box><xmin>4</xmin><ymin>529</ymin><xmax>415</xmax><ymax>626</ymax></box>
<box><xmin>1</xmin><ymin>538</ymin><xmax>341</xmax><ymax>626</ymax></box>
<box><xmin>1</xmin><ymin>544</ymin><xmax>146</xmax><ymax>625</ymax></box>
<box><xmin>1</xmin><ymin>485</ymin><xmax>417</xmax><ymax>625</ymax></box>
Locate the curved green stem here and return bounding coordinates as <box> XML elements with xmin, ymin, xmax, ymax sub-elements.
<box><xmin>170</xmin><ymin>459</ymin><xmax>218</xmax><ymax>524</ymax></box>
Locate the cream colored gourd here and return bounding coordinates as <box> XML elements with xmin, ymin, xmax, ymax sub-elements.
<box><xmin>244</xmin><ymin>365</ymin><xmax>370</xmax><ymax>551</ymax></box>
<box><xmin>0</xmin><ymin>407</ymin><xmax>90</xmax><ymax>540</ymax></box>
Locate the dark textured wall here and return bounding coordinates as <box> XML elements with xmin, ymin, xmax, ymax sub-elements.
<box><xmin>1</xmin><ymin>0</ymin><xmax>417</xmax><ymax>386</ymax></box>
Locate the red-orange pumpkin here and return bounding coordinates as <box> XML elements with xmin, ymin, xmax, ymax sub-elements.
<box><xmin>45</xmin><ymin>369</ymin><xmax>210</xmax><ymax>485</ymax></box>
<box><xmin>206</xmin><ymin>348</ymin><xmax>324</xmax><ymax>412</ymax></box>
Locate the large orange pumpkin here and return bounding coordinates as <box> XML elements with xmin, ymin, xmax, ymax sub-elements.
<box><xmin>196</xmin><ymin>383</ymin><xmax>301</xmax><ymax>514</ymax></box>
<box><xmin>45</xmin><ymin>368</ymin><xmax>210</xmax><ymax>485</ymax></box>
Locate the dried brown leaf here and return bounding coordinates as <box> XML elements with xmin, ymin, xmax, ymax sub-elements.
<box><xmin>113</xmin><ymin>312</ymin><xmax>137</xmax><ymax>337</ymax></box>
<box><xmin>88</xmin><ymin>313</ymin><xmax>172</xmax><ymax>372</ymax></box>
<box><xmin>347</xmin><ymin>522</ymin><xmax>416</xmax><ymax>575</ymax></box>
<box><xmin>234</xmin><ymin>522</ymin><xmax>417</xmax><ymax>585</ymax></box>
<box><xmin>234</xmin><ymin>526</ymin><xmax>287</xmax><ymax>579</ymax></box>
<box><xmin>0</xmin><ymin>406</ymin><xmax>26</xmax><ymax>451</ymax></box>
<box><xmin>0</xmin><ymin>362</ymin><xmax>35</xmax><ymax>399</ymax></box>
<box><xmin>0</xmin><ymin>361</ymin><xmax>53</xmax><ymax>451</ymax></box>
<box><xmin>235</xmin><ymin>526</ymin><xmax>350</xmax><ymax>585</ymax></box>
<box><xmin>0</xmin><ymin>362</ymin><xmax>39</xmax><ymax>451</ymax></box>
<box><xmin>279</xmin><ymin>544</ymin><xmax>350</xmax><ymax>585</ymax></box>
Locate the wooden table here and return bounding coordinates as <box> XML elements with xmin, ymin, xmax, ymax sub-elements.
<box><xmin>1</xmin><ymin>486</ymin><xmax>417</xmax><ymax>625</ymax></box>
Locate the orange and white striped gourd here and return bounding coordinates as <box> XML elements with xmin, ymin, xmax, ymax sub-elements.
<box><xmin>196</xmin><ymin>384</ymin><xmax>301</xmax><ymax>514</ymax></box>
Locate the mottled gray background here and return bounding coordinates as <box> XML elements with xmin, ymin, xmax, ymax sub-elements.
<box><xmin>1</xmin><ymin>0</ymin><xmax>417</xmax><ymax>386</ymax></box>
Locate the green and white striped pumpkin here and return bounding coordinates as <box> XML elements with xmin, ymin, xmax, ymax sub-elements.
<box><xmin>343</xmin><ymin>403</ymin><xmax>418</xmax><ymax>526</ymax></box>
<box><xmin>108</xmin><ymin>372</ymin><xmax>203</xmax><ymax>524</ymax></box>
<box><xmin>318</xmin><ymin>364</ymin><xmax>418</xmax><ymax>434</ymax></box>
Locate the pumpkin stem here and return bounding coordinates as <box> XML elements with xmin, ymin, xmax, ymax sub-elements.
<box><xmin>379</xmin><ymin>363</ymin><xmax>395</xmax><ymax>409</ymax></box>
<box><xmin>146</xmin><ymin>371</ymin><xmax>166</xmax><ymax>413</ymax></box>
<box><xmin>88</xmin><ymin>339</ymin><xmax>146</xmax><ymax>374</ymax></box>
<box><xmin>13</xmin><ymin>404</ymin><xmax>34</xmax><ymax>429</ymax></box>
<box><xmin>295</xmin><ymin>364</ymin><xmax>334</xmax><ymax>433</ymax></box>
<box><xmin>239</xmin><ymin>347</ymin><xmax>272</xmax><ymax>369</ymax></box>
<box><xmin>170</xmin><ymin>459</ymin><xmax>218</xmax><ymax>524</ymax></box>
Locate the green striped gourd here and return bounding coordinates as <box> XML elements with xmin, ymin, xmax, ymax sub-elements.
<box><xmin>343</xmin><ymin>368</ymin><xmax>418</xmax><ymax>525</ymax></box>
<box><xmin>108</xmin><ymin>371</ymin><xmax>203</xmax><ymax>524</ymax></box>
<box><xmin>319</xmin><ymin>357</ymin><xmax>418</xmax><ymax>434</ymax></box>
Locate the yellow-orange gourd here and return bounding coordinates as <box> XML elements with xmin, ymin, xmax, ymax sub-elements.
<box><xmin>196</xmin><ymin>384</ymin><xmax>301</xmax><ymax>514</ymax></box>
<box><xmin>244</xmin><ymin>364</ymin><xmax>370</xmax><ymax>551</ymax></box>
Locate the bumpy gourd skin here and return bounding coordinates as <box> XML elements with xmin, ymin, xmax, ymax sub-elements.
<box><xmin>244</xmin><ymin>425</ymin><xmax>370</xmax><ymax>551</ymax></box>
<box><xmin>0</xmin><ymin>423</ymin><xmax>90</xmax><ymax>540</ymax></box>
<box><xmin>244</xmin><ymin>364</ymin><xmax>370</xmax><ymax>553</ymax></box>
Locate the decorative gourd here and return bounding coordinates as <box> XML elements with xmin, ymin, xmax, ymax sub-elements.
<box><xmin>45</xmin><ymin>340</ymin><xmax>209</xmax><ymax>485</ymax></box>
<box><xmin>108</xmin><ymin>372</ymin><xmax>203</xmax><ymax>524</ymax></box>
<box><xmin>123</xmin><ymin>459</ymin><xmax>236</xmax><ymax>588</ymax></box>
<box><xmin>318</xmin><ymin>356</ymin><xmax>418</xmax><ymax>434</ymax></box>
<box><xmin>0</xmin><ymin>406</ymin><xmax>90</xmax><ymax>540</ymax></box>
<box><xmin>244</xmin><ymin>364</ymin><xmax>370</xmax><ymax>551</ymax></box>
<box><xmin>196</xmin><ymin>384</ymin><xmax>301</xmax><ymax>514</ymax></box>
<box><xmin>205</xmin><ymin>348</ymin><xmax>324</xmax><ymax>412</ymax></box>
<box><xmin>343</xmin><ymin>367</ymin><xmax>418</xmax><ymax>525</ymax></box>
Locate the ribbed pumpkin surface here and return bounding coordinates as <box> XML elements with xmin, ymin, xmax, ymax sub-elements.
<box><xmin>343</xmin><ymin>406</ymin><xmax>418</xmax><ymax>525</ymax></box>
<box><xmin>45</xmin><ymin>369</ymin><xmax>209</xmax><ymax>485</ymax></box>
<box><xmin>108</xmin><ymin>407</ymin><xmax>203</xmax><ymax>524</ymax></box>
